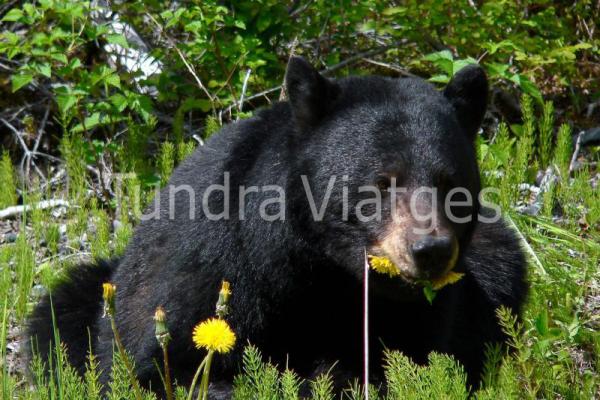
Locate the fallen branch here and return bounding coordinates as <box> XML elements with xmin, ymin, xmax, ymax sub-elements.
<box><xmin>237</xmin><ymin>68</ymin><xmax>252</xmax><ymax>119</ymax></box>
<box><xmin>0</xmin><ymin>199</ymin><xmax>70</xmax><ymax>219</ymax></box>
<box><xmin>568</xmin><ymin>131</ymin><xmax>584</xmax><ymax>175</ymax></box>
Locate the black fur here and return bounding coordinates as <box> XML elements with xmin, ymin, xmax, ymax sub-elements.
<box><xmin>28</xmin><ymin>58</ymin><xmax>527</xmax><ymax>395</ymax></box>
<box><xmin>27</xmin><ymin>260</ymin><xmax>117</xmax><ymax>374</ymax></box>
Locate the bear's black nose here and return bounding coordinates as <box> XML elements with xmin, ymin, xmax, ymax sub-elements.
<box><xmin>410</xmin><ymin>235</ymin><xmax>454</xmax><ymax>279</ymax></box>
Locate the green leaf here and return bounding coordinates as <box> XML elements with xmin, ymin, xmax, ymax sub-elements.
<box><xmin>423</xmin><ymin>285</ymin><xmax>437</xmax><ymax>305</ymax></box>
<box><xmin>181</xmin><ymin>97</ymin><xmax>213</xmax><ymax>113</ymax></box>
<box><xmin>428</xmin><ymin>74</ymin><xmax>450</xmax><ymax>83</ymax></box>
<box><xmin>511</xmin><ymin>74</ymin><xmax>543</xmax><ymax>104</ymax></box>
<box><xmin>234</xmin><ymin>19</ymin><xmax>246</xmax><ymax>30</ymax></box>
<box><xmin>534</xmin><ymin>310</ymin><xmax>549</xmax><ymax>336</ymax></box>
<box><xmin>50</xmin><ymin>53</ymin><xmax>68</xmax><ymax>64</ymax></box>
<box><xmin>2</xmin><ymin>8</ymin><xmax>23</xmax><ymax>22</ymax></box>
<box><xmin>56</xmin><ymin>94</ymin><xmax>77</xmax><ymax>115</ymax></box>
<box><xmin>106</xmin><ymin>34</ymin><xmax>129</xmax><ymax>48</ymax></box>
<box><xmin>423</xmin><ymin>50</ymin><xmax>454</xmax><ymax>62</ymax></box>
<box><xmin>486</xmin><ymin>62</ymin><xmax>509</xmax><ymax>78</ymax></box>
<box><xmin>38</xmin><ymin>63</ymin><xmax>51</xmax><ymax>78</ymax></box>
<box><xmin>11</xmin><ymin>73</ymin><xmax>33</xmax><ymax>92</ymax></box>
<box><xmin>423</xmin><ymin>50</ymin><xmax>454</xmax><ymax>76</ymax></box>
<box><xmin>452</xmin><ymin>58</ymin><xmax>477</xmax><ymax>75</ymax></box>
<box><xmin>110</xmin><ymin>94</ymin><xmax>128</xmax><ymax>112</ymax></box>
<box><xmin>484</xmin><ymin>39</ymin><xmax>517</xmax><ymax>54</ymax></box>
<box><xmin>23</xmin><ymin>3</ymin><xmax>36</xmax><ymax>17</ymax></box>
<box><xmin>73</xmin><ymin>112</ymin><xmax>101</xmax><ymax>133</ymax></box>
<box><xmin>72</xmin><ymin>113</ymin><xmax>126</xmax><ymax>133</ymax></box>
<box><xmin>105</xmin><ymin>73</ymin><xmax>120</xmax><ymax>88</ymax></box>
<box><xmin>382</xmin><ymin>7</ymin><xmax>406</xmax><ymax>16</ymax></box>
<box><xmin>184</xmin><ymin>21</ymin><xmax>203</xmax><ymax>32</ymax></box>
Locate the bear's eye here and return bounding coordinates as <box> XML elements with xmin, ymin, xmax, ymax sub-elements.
<box><xmin>375</xmin><ymin>176</ymin><xmax>392</xmax><ymax>191</ymax></box>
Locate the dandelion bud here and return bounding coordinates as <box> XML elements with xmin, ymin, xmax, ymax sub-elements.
<box><xmin>219</xmin><ymin>281</ymin><xmax>231</xmax><ymax>302</ymax></box>
<box><xmin>216</xmin><ymin>280</ymin><xmax>231</xmax><ymax>318</ymax></box>
<box><xmin>154</xmin><ymin>306</ymin><xmax>171</xmax><ymax>347</ymax></box>
<box><xmin>102</xmin><ymin>283</ymin><xmax>116</xmax><ymax>317</ymax></box>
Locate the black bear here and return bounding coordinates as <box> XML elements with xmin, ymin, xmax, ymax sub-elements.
<box><xmin>28</xmin><ymin>57</ymin><xmax>527</xmax><ymax>396</ymax></box>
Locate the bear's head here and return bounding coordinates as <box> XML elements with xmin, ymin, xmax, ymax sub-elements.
<box><xmin>286</xmin><ymin>57</ymin><xmax>487</xmax><ymax>291</ymax></box>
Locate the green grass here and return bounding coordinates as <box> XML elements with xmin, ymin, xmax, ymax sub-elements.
<box><xmin>0</xmin><ymin>152</ymin><xmax>17</xmax><ymax>209</ymax></box>
<box><xmin>0</xmin><ymin>98</ymin><xmax>598</xmax><ymax>399</ymax></box>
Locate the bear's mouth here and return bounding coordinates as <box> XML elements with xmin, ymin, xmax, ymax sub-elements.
<box><xmin>366</xmin><ymin>249</ymin><xmax>418</xmax><ymax>284</ymax></box>
<box><xmin>367</xmin><ymin>241</ymin><xmax>462</xmax><ymax>290</ymax></box>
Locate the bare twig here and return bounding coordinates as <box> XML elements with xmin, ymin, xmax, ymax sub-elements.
<box><xmin>361</xmin><ymin>58</ymin><xmax>415</xmax><ymax>77</ymax></box>
<box><xmin>212</xmin><ymin>30</ymin><xmax>240</xmax><ymax>110</ymax></box>
<box><xmin>146</xmin><ymin>13</ymin><xmax>215</xmax><ymax>108</ymax></box>
<box><xmin>40</xmin><ymin>251</ymin><xmax>91</xmax><ymax>264</ymax></box>
<box><xmin>1</xmin><ymin>117</ymin><xmax>32</xmax><ymax>175</ymax></box>
<box><xmin>289</xmin><ymin>0</ymin><xmax>314</xmax><ymax>17</ymax></box>
<box><xmin>324</xmin><ymin>40</ymin><xmax>407</xmax><ymax>74</ymax></box>
<box><xmin>569</xmin><ymin>131</ymin><xmax>584</xmax><ymax>175</ymax></box>
<box><xmin>40</xmin><ymin>168</ymin><xmax>67</xmax><ymax>191</ymax></box>
<box><xmin>31</xmin><ymin>151</ymin><xmax>62</xmax><ymax>163</ymax></box>
<box><xmin>0</xmin><ymin>199</ymin><xmax>70</xmax><ymax>219</ymax></box>
<box><xmin>0</xmin><ymin>0</ymin><xmax>19</xmax><ymax>19</ymax></box>
<box><xmin>237</xmin><ymin>69</ymin><xmax>252</xmax><ymax>119</ymax></box>
<box><xmin>1</xmin><ymin>117</ymin><xmax>52</xmax><ymax>183</ymax></box>
<box><xmin>192</xmin><ymin>134</ymin><xmax>205</xmax><ymax>146</ymax></box>
<box><xmin>221</xmin><ymin>40</ymin><xmax>407</xmax><ymax>115</ymax></box>
<box><xmin>222</xmin><ymin>86</ymin><xmax>282</xmax><ymax>115</ymax></box>
<box><xmin>280</xmin><ymin>36</ymin><xmax>299</xmax><ymax>101</ymax></box>
<box><xmin>33</xmin><ymin>103</ymin><xmax>51</xmax><ymax>154</ymax></box>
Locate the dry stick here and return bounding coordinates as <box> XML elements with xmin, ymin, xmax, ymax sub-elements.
<box><xmin>288</xmin><ymin>0</ymin><xmax>314</xmax><ymax>17</ymax></box>
<box><xmin>361</xmin><ymin>58</ymin><xmax>415</xmax><ymax>77</ymax></box>
<box><xmin>0</xmin><ymin>117</ymin><xmax>46</xmax><ymax>182</ymax></box>
<box><xmin>568</xmin><ymin>131</ymin><xmax>584</xmax><ymax>175</ymax></box>
<box><xmin>323</xmin><ymin>40</ymin><xmax>408</xmax><ymax>75</ymax></box>
<box><xmin>237</xmin><ymin>69</ymin><xmax>252</xmax><ymax>119</ymax></box>
<box><xmin>146</xmin><ymin>14</ymin><xmax>215</xmax><ymax>110</ymax></box>
<box><xmin>279</xmin><ymin>36</ymin><xmax>299</xmax><ymax>101</ymax></box>
<box><xmin>33</xmin><ymin>103</ymin><xmax>51</xmax><ymax>154</ymax></box>
<box><xmin>0</xmin><ymin>199</ymin><xmax>70</xmax><ymax>219</ymax></box>
<box><xmin>212</xmin><ymin>30</ymin><xmax>240</xmax><ymax>113</ymax></box>
<box><xmin>1</xmin><ymin>117</ymin><xmax>29</xmax><ymax>170</ymax></box>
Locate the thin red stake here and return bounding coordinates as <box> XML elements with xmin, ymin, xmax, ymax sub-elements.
<box><xmin>363</xmin><ymin>248</ymin><xmax>369</xmax><ymax>400</ymax></box>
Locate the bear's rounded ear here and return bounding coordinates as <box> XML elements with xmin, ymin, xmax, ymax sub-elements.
<box><xmin>443</xmin><ymin>65</ymin><xmax>488</xmax><ymax>140</ymax></box>
<box><xmin>285</xmin><ymin>56</ymin><xmax>340</xmax><ymax>128</ymax></box>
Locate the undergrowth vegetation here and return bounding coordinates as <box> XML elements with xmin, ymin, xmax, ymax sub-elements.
<box><xmin>0</xmin><ymin>0</ymin><xmax>599</xmax><ymax>399</ymax></box>
<box><xmin>0</xmin><ymin>93</ymin><xmax>598</xmax><ymax>399</ymax></box>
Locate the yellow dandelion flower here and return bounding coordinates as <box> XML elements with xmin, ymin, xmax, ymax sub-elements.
<box><xmin>431</xmin><ymin>271</ymin><xmax>464</xmax><ymax>290</ymax></box>
<box><xmin>192</xmin><ymin>318</ymin><xmax>236</xmax><ymax>353</ymax></box>
<box><xmin>102</xmin><ymin>282</ymin><xmax>116</xmax><ymax>301</ymax></box>
<box><xmin>102</xmin><ymin>283</ymin><xmax>116</xmax><ymax>317</ymax></box>
<box><xmin>368</xmin><ymin>255</ymin><xmax>400</xmax><ymax>277</ymax></box>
